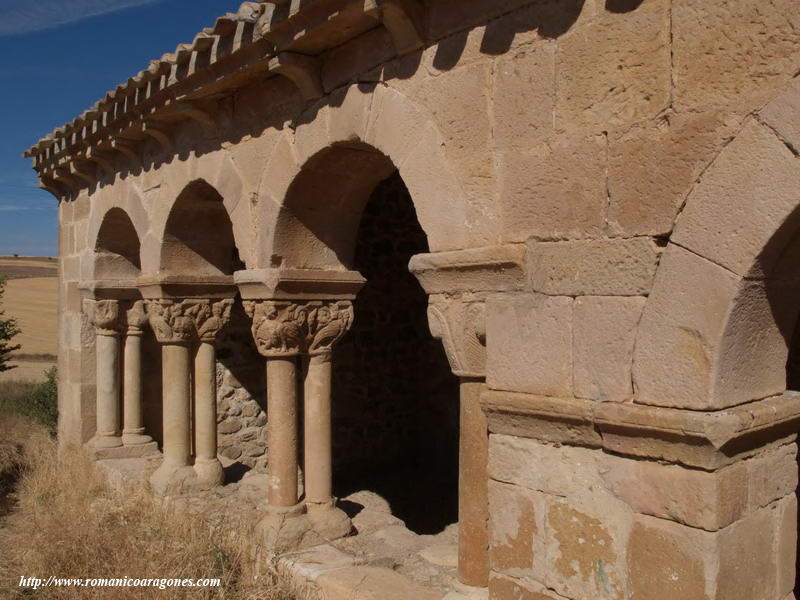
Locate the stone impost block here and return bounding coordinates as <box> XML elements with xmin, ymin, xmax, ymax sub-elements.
<box><xmin>136</xmin><ymin>274</ymin><xmax>236</xmax><ymax>300</ymax></box>
<box><xmin>486</xmin><ymin>294</ymin><xmax>573</xmax><ymax>397</ymax></box>
<box><xmin>528</xmin><ymin>237</ymin><xmax>661</xmax><ymax>296</ymax></box>
<box><xmin>409</xmin><ymin>244</ymin><xmax>527</xmax><ymax>295</ymax></box>
<box><xmin>573</xmin><ymin>296</ymin><xmax>645</xmax><ymax>402</ymax></box>
<box><xmin>233</xmin><ymin>268</ymin><xmax>365</xmax><ymax>300</ymax></box>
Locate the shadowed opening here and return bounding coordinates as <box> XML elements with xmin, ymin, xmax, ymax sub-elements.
<box><xmin>93</xmin><ymin>207</ymin><xmax>141</xmax><ymax>279</ymax></box>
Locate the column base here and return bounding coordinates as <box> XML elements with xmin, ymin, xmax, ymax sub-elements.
<box><xmin>90</xmin><ymin>434</ymin><xmax>123</xmax><ymax>449</ymax></box>
<box><xmin>122</xmin><ymin>429</ymin><xmax>154</xmax><ymax>446</ymax></box>
<box><xmin>256</xmin><ymin>501</ymin><xmax>354</xmax><ymax>554</ymax></box>
<box><xmin>91</xmin><ymin>440</ymin><xmax>159</xmax><ymax>460</ymax></box>
<box><xmin>150</xmin><ymin>461</ymin><xmax>197</xmax><ymax>496</ymax></box>
<box><xmin>307</xmin><ymin>502</ymin><xmax>352</xmax><ymax>541</ymax></box>
<box><xmin>193</xmin><ymin>457</ymin><xmax>224</xmax><ymax>488</ymax></box>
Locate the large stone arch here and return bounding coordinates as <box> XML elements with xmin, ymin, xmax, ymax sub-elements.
<box><xmin>140</xmin><ymin>151</ymin><xmax>253</xmax><ymax>274</ymax></box>
<box><xmin>85</xmin><ymin>183</ymin><xmax>149</xmax><ymax>282</ymax></box>
<box><xmin>150</xmin><ymin>178</ymin><xmax>245</xmax><ymax>277</ymax></box>
<box><xmin>256</xmin><ymin>83</ymin><xmax>481</xmax><ymax>268</ymax></box>
<box><xmin>633</xmin><ymin>78</ymin><xmax>800</xmax><ymax>410</ymax></box>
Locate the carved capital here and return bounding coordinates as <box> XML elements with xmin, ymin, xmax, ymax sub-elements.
<box><xmin>144</xmin><ymin>299</ymin><xmax>196</xmax><ymax>344</ymax></box>
<box><xmin>243</xmin><ymin>299</ymin><xmax>353</xmax><ymax>358</ymax></box>
<box><xmin>427</xmin><ymin>297</ymin><xmax>486</xmax><ymax>379</ymax></box>
<box><xmin>84</xmin><ymin>299</ymin><xmax>123</xmax><ymax>336</ymax></box>
<box><xmin>125</xmin><ymin>300</ymin><xmax>148</xmax><ymax>335</ymax></box>
<box><xmin>189</xmin><ymin>298</ymin><xmax>234</xmax><ymax>343</ymax></box>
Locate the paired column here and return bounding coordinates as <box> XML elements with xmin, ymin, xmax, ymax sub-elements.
<box><xmin>147</xmin><ymin>298</ymin><xmax>232</xmax><ymax>493</ymax></box>
<box><xmin>245</xmin><ymin>300</ymin><xmax>353</xmax><ymax>543</ymax></box>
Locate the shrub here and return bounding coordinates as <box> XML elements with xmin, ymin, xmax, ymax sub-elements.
<box><xmin>0</xmin><ymin>367</ymin><xmax>58</xmax><ymax>434</ymax></box>
<box><xmin>0</xmin><ymin>277</ymin><xmax>21</xmax><ymax>373</ymax></box>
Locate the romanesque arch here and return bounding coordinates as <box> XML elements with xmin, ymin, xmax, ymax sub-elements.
<box><xmin>633</xmin><ymin>77</ymin><xmax>800</xmax><ymax>410</ymax></box>
<box><xmin>91</xmin><ymin>207</ymin><xmax>142</xmax><ymax>280</ymax></box>
<box><xmin>256</xmin><ymin>83</ymin><xmax>483</xmax><ymax>268</ymax></box>
<box><xmin>158</xmin><ymin>179</ymin><xmax>244</xmax><ymax>277</ymax></box>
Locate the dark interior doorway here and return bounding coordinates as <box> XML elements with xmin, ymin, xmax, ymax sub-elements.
<box><xmin>331</xmin><ymin>171</ymin><xmax>460</xmax><ymax>535</ymax></box>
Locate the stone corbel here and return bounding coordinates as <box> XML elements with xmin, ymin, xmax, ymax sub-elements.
<box><xmin>141</xmin><ymin>121</ymin><xmax>175</xmax><ymax>154</ymax></box>
<box><xmin>38</xmin><ymin>175</ymin><xmax>67</xmax><ymax>200</ymax></box>
<box><xmin>53</xmin><ymin>167</ymin><xmax>82</xmax><ymax>197</ymax></box>
<box><xmin>174</xmin><ymin>101</ymin><xmax>217</xmax><ymax>136</ymax></box>
<box><xmin>268</xmin><ymin>52</ymin><xmax>323</xmax><ymax>101</ymax></box>
<box><xmin>69</xmin><ymin>161</ymin><xmax>98</xmax><ymax>188</ymax></box>
<box><xmin>427</xmin><ymin>296</ymin><xmax>487</xmax><ymax>379</ymax></box>
<box><xmin>82</xmin><ymin>148</ymin><xmax>116</xmax><ymax>179</ymax></box>
<box><xmin>106</xmin><ymin>139</ymin><xmax>141</xmax><ymax>169</ymax></box>
<box><xmin>364</xmin><ymin>0</ymin><xmax>424</xmax><ymax>55</ymax></box>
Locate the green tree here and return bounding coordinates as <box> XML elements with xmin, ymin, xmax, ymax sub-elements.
<box><xmin>0</xmin><ymin>277</ymin><xmax>21</xmax><ymax>372</ymax></box>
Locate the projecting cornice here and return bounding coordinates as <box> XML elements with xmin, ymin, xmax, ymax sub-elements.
<box><xmin>22</xmin><ymin>0</ymin><xmax>425</xmax><ymax>200</ymax></box>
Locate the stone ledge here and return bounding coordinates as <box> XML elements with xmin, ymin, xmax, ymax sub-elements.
<box><xmin>234</xmin><ymin>268</ymin><xmax>365</xmax><ymax>299</ymax></box>
<box><xmin>482</xmin><ymin>390</ymin><xmax>800</xmax><ymax>470</ymax></box>
<box><xmin>409</xmin><ymin>245</ymin><xmax>527</xmax><ymax>295</ymax></box>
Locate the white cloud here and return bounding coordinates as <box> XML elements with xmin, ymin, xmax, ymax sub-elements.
<box><xmin>0</xmin><ymin>0</ymin><xmax>162</xmax><ymax>37</ymax></box>
<box><xmin>0</xmin><ymin>205</ymin><xmax>52</xmax><ymax>212</ymax></box>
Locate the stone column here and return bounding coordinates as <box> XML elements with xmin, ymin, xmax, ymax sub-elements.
<box><xmin>191</xmin><ymin>299</ymin><xmax>232</xmax><ymax>487</ymax></box>
<box><xmin>302</xmin><ymin>301</ymin><xmax>354</xmax><ymax>538</ymax></box>
<box><xmin>89</xmin><ymin>299</ymin><xmax>123</xmax><ymax>449</ymax></box>
<box><xmin>121</xmin><ymin>300</ymin><xmax>153</xmax><ymax>446</ymax></box>
<box><xmin>458</xmin><ymin>378</ymin><xmax>489</xmax><ymax>588</ymax></box>
<box><xmin>147</xmin><ymin>299</ymin><xmax>196</xmax><ymax>494</ymax></box>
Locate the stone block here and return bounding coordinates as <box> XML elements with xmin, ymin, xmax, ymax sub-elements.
<box><xmin>717</xmin><ymin>505</ymin><xmax>778</xmax><ymax>600</ymax></box>
<box><xmin>633</xmin><ymin>243</ymin><xmax>793</xmax><ymax>409</ymax></box>
<box><xmin>488</xmin><ymin>481</ymin><xmax>538</xmax><ymax>573</ymax></box>
<box><xmin>486</xmin><ymin>294</ymin><xmax>573</xmax><ymax>397</ymax></box>
<box><xmin>573</xmin><ymin>296</ymin><xmax>645</xmax><ymax>402</ymax></box>
<box><xmin>673</xmin><ymin>0</ymin><xmax>800</xmax><ymax>114</ymax></box>
<box><xmin>489</xmin><ymin>434</ymin><xmax>605</xmax><ymax>499</ymax></box>
<box><xmin>498</xmin><ymin>134</ymin><xmax>607</xmax><ymax>243</ymax></box>
<box><xmin>315</xmin><ymin>566</ymin><xmax>442</xmax><ymax>600</ymax></box>
<box><xmin>607</xmin><ymin>110</ymin><xmax>739</xmax><ymax>237</ymax></box>
<box><xmin>627</xmin><ymin>516</ymin><xmax>713</xmax><ymax>600</ymax></box>
<box><xmin>776</xmin><ymin>494</ymin><xmax>798</xmax><ymax>598</ymax></box>
<box><xmin>544</xmin><ymin>497</ymin><xmax>630</xmax><ymax>600</ymax></box>
<box><xmin>529</xmin><ymin>238</ymin><xmax>660</xmax><ymax>296</ymax></box>
<box><xmin>321</xmin><ymin>28</ymin><xmax>395</xmax><ymax>93</ymax></box>
<box><xmin>747</xmin><ymin>443</ymin><xmax>798</xmax><ymax>512</ymax></box>
<box><xmin>760</xmin><ymin>75</ymin><xmax>800</xmax><ymax>154</ymax></box>
<box><xmin>555</xmin><ymin>0</ymin><xmax>671</xmax><ymax>134</ymax></box>
<box><xmin>600</xmin><ymin>454</ymin><xmax>748</xmax><ymax>531</ymax></box>
<box><xmin>492</xmin><ymin>46</ymin><xmax>555</xmax><ymax>154</ymax></box>
<box><xmin>327</xmin><ymin>83</ymin><xmax>374</xmax><ymax>144</ymax></box>
<box><xmin>671</xmin><ymin>119</ymin><xmax>800</xmax><ymax>278</ymax></box>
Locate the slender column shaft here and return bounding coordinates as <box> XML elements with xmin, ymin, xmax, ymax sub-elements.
<box><xmin>122</xmin><ymin>330</ymin><xmax>152</xmax><ymax>445</ymax></box>
<box><xmin>194</xmin><ymin>340</ymin><xmax>223</xmax><ymax>484</ymax></box>
<box><xmin>266</xmin><ymin>356</ymin><xmax>300</xmax><ymax>508</ymax></box>
<box><xmin>161</xmin><ymin>342</ymin><xmax>192</xmax><ymax>468</ymax></box>
<box><xmin>94</xmin><ymin>333</ymin><xmax>122</xmax><ymax>448</ymax></box>
<box><xmin>458</xmin><ymin>379</ymin><xmax>489</xmax><ymax>588</ymax></box>
<box><xmin>303</xmin><ymin>353</ymin><xmax>333</xmax><ymax>508</ymax></box>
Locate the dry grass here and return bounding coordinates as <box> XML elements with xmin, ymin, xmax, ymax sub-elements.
<box><xmin>0</xmin><ymin>416</ymin><xmax>302</xmax><ymax>600</ymax></box>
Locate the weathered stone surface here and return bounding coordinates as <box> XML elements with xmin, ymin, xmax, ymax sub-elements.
<box><xmin>747</xmin><ymin>443</ymin><xmax>798</xmax><ymax>511</ymax></box>
<box><xmin>486</xmin><ymin>294</ymin><xmax>573</xmax><ymax>397</ymax></box>
<box><xmin>673</xmin><ymin>0</ymin><xmax>800</xmax><ymax>114</ymax></box>
<box><xmin>498</xmin><ymin>134</ymin><xmax>607</xmax><ymax>243</ymax></box>
<box><xmin>671</xmin><ymin>119</ymin><xmax>800</xmax><ymax>278</ymax></box>
<box><xmin>760</xmin><ymin>75</ymin><xmax>800</xmax><ymax>153</ymax></box>
<box><xmin>573</xmin><ymin>296</ymin><xmax>645</xmax><ymax>402</ymax></box>
<box><xmin>488</xmin><ymin>481</ymin><xmax>537</xmax><ymax>573</ymax></box>
<box><xmin>607</xmin><ymin>111</ymin><xmax>740</xmax><ymax>237</ymax></box>
<box><xmin>529</xmin><ymin>238</ymin><xmax>660</xmax><ymax>296</ymax></box>
<box><xmin>492</xmin><ymin>46</ymin><xmax>555</xmax><ymax>154</ymax></box>
<box><xmin>316</xmin><ymin>566</ymin><xmax>443</xmax><ymax>599</ymax></box>
<box><xmin>489</xmin><ymin>574</ymin><xmax>564</xmax><ymax>600</ymax></box>
<box><xmin>717</xmin><ymin>506</ymin><xmax>778</xmax><ymax>600</ymax></box>
<box><xmin>555</xmin><ymin>0</ymin><xmax>671</xmax><ymax>134</ymax></box>
<box><xmin>775</xmin><ymin>494</ymin><xmax>798</xmax><ymax>598</ymax></box>
<box><xmin>600</xmin><ymin>454</ymin><xmax>748</xmax><ymax>531</ymax></box>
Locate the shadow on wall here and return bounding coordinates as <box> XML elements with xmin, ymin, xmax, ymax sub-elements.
<box><xmin>51</xmin><ymin>0</ymin><xmax>621</xmax><ymax>204</ymax></box>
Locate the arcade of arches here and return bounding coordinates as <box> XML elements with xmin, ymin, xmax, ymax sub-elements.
<box><xmin>24</xmin><ymin>1</ymin><xmax>800</xmax><ymax>598</ymax></box>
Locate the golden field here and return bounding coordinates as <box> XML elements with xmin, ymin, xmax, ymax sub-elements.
<box><xmin>0</xmin><ymin>256</ymin><xmax>58</xmax><ymax>382</ymax></box>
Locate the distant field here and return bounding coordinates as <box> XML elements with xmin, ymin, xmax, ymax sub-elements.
<box><xmin>0</xmin><ymin>256</ymin><xmax>58</xmax><ymax>382</ymax></box>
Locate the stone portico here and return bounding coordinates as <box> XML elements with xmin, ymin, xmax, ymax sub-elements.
<box><xmin>23</xmin><ymin>0</ymin><xmax>800</xmax><ymax>598</ymax></box>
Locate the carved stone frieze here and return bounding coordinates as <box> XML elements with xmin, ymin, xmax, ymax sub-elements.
<box><xmin>243</xmin><ymin>300</ymin><xmax>354</xmax><ymax>358</ymax></box>
<box><xmin>145</xmin><ymin>299</ymin><xmax>196</xmax><ymax>344</ymax></box>
<box><xmin>190</xmin><ymin>299</ymin><xmax>234</xmax><ymax>343</ymax></box>
<box><xmin>426</xmin><ymin>296</ymin><xmax>487</xmax><ymax>379</ymax></box>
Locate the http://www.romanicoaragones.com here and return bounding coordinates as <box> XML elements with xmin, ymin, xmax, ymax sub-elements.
<box><xmin>18</xmin><ymin>576</ymin><xmax>221</xmax><ymax>591</ymax></box>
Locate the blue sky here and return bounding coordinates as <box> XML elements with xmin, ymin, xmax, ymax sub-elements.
<box><xmin>0</xmin><ymin>0</ymin><xmax>242</xmax><ymax>255</ymax></box>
